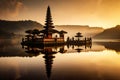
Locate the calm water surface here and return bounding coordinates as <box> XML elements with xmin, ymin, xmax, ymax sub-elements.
<box><xmin>0</xmin><ymin>39</ymin><xmax>120</xmax><ymax>80</ymax></box>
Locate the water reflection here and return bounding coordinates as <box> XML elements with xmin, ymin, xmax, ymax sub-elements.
<box><xmin>95</xmin><ymin>42</ymin><xmax>120</xmax><ymax>52</ymax></box>
<box><xmin>0</xmin><ymin>39</ymin><xmax>119</xmax><ymax>57</ymax></box>
<box><xmin>0</xmin><ymin>39</ymin><xmax>120</xmax><ymax>80</ymax></box>
<box><xmin>21</xmin><ymin>44</ymin><xmax>92</xmax><ymax>79</ymax></box>
<box><xmin>22</xmin><ymin>44</ymin><xmax>92</xmax><ymax>55</ymax></box>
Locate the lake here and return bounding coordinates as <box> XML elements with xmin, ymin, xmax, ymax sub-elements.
<box><xmin>0</xmin><ymin>39</ymin><xmax>120</xmax><ymax>80</ymax></box>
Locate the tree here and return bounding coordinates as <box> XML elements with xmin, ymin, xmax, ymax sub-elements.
<box><xmin>32</xmin><ymin>29</ymin><xmax>40</xmax><ymax>38</ymax></box>
<box><xmin>25</xmin><ymin>30</ymin><xmax>33</xmax><ymax>35</ymax></box>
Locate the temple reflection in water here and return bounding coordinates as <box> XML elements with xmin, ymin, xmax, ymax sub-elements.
<box><xmin>22</xmin><ymin>43</ymin><xmax>92</xmax><ymax>79</ymax></box>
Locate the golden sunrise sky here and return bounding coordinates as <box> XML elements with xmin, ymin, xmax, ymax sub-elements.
<box><xmin>0</xmin><ymin>0</ymin><xmax>120</xmax><ymax>28</ymax></box>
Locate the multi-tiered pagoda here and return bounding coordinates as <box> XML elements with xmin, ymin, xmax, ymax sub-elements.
<box><xmin>39</xmin><ymin>6</ymin><xmax>67</xmax><ymax>44</ymax></box>
<box><xmin>22</xmin><ymin>6</ymin><xmax>67</xmax><ymax>46</ymax></box>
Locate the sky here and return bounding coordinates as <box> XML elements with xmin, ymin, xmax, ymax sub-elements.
<box><xmin>0</xmin><ymin>0</ymin><xmax>120</xmax><ymax>28</ymax></box>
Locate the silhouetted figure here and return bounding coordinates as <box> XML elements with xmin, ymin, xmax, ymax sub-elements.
<box><xmin>90</xmin><ymin>37</ymin><xmax>92</xmax><ymax>43</ymax></box>
<box><xmin>72</xmin><ymin>37</ymin><xmax>74</xmax><ymax>42</ymax></box>
<box><xmin>67</xmin><ymin>37</ymin><xmax>70</xmax><ymax>42</ymax></box>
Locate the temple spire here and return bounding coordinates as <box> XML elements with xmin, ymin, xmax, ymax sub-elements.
<box><xmin>39</xmin><ymin>6</ymin><xmax>67</xmax><ymax>39</ymax></box>
<box><xmin>44</xmin><ymin>6</ymin><xmax>54</xmax><ymax>29</ymax></box>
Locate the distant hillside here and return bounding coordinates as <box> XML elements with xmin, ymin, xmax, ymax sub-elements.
<box><xmin>0</xmin><ymin>20</ymin><xmax>104</xmax><ymax>38</ymax></box>
<box><xmin>94</xmin><ymin>25</ymin><xmax>120</xmax><ymax>39</ymax></box>
<box><xmin>0</xmin><ymin>20</ymin><xmax>43</xmax><ymax>38</ymax></box>
<box><xmin>0</xmin><ymin>20</ymin><xmax>43</xmax><ymax>33</ymax></box>
<box><xmin>55</xmin><ymin>25</ymin><xmax>104</xmax><ymax>37</ymax></box>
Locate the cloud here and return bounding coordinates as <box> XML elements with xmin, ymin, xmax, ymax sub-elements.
<box><xmin>0</xmin><ymin>0</ymin><xmax>25</xmax><ymax>19</ymax></box>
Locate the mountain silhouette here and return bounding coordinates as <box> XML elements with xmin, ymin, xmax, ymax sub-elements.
<box><xmin>0</xmin><ymin>20</ymin><xmax>104</xmax><ymax>38</ymax></box>
<box><xmin>0</xmin><ymin>20</ymin><xmax>43</xmax><ymax>38</ymax></box>
<box><xmin>0</xmin><ymin>20</ymin><xmax>43</xmax><ymax>33</ymax></box>
<box><xmin>94</xmin><ymin>25</ymin><xmax>120</xmax><ymax>39</ymax></box>
<box><xmin>56</xmin><ymin>25</ymin><xmax>104</xmax><ymax>37</ymax></box>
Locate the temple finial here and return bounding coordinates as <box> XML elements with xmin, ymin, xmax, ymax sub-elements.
<box><xmin>44</xmin><ymin>6</ymin><xmax>54</xmax><ymax>29</ymax></box>
<box><xmin>48</xmin><ymin>5</ymin><xmax>50</xmax><ymax>9</ymax></box>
